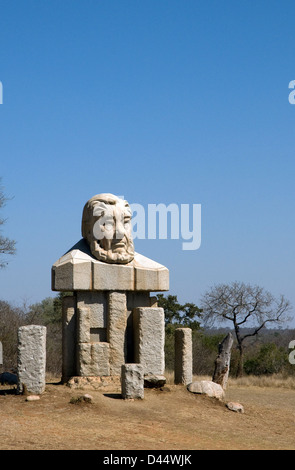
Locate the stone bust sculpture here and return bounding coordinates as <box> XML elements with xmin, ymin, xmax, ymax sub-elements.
<box><xmin>81</xmin><ymin>193</ymin><xmax>135</xmax><ymax>264</ymax></box>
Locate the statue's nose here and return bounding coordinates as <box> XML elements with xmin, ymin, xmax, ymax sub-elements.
<box><xmin>113</xmin><ymin>206</ymin><xmax>126</xmax><ymax>240</ymax></box>
<box><xmin>115</xmin><ymin>219</ymin><xmax>125</xmax><ymax>240</ymax></box>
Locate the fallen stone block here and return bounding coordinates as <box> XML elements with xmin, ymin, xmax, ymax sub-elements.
<box><xmin>26</xmin><ymin>395</ymin><xmax>40</xmax><ymax>402</ymax></box>
<box><xmin>144</xmin><ymin>374</ymin><xmax>166</xmax><ymax>388</ymax></box>
<box><xmin>226</xmin><ymin>401</ymin><xmax>244</xmax><ymax>413</ymax></box>
<box><xmin>187</xmin><ymin>380</ymin><xmax>225</xmax><ymax>401</ymax></box>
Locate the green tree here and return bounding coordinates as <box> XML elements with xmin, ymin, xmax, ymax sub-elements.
<box><xmin>157</xmin><ymin>294</ymin><xmax>202</xmax><ymax>329</ymax></box>
<box><xmin>244</xmin><ymin>343</ymin><xmax>288</xmax><ymax>376</ymax></box>
<box><xmin>156</xmin><ymin>294</ymin><xmax>202</xmax><ymax>372</ymax></box>
<box><xmin>26</xmin><ymin>292</ymin><xmax>72</xmax><ymax>326</ymax></box>
<box><xmin>25</xmin><ymin>297</ymin><xmax>56</xmax><ymax>325</ymax></box>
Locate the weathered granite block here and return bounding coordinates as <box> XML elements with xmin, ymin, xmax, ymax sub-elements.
<box><xmin>0</xmin><ymin>341</ymin><xmax>2</xmax><ymax>365</ymax></box>
<box><xmin>132</xmin><ymin>252</ymin><xmax>169</xmax><ymax>290</ymax></box>
<box><xmin>134</xmin><ymin>307</ymin><xmax>165</xmax><ymax>376</ymax></box>
<box><xmin>52</xmin><ymin>248</ymin><xmax>92</xmax><ymax>291</ymax></box>
<box><xmin>93</xmin><ymin>262</ymin><xmax>134</xmax><ymax>290</ymax></box>
<box><xmin>125</xmin><ymin>292</ymin><xmax>152</xmax><ymax>363</ymax></box>
<box><xmin>108</xmin><ymin>292</ymin><xmax>127</xmax><ymax>375</ymax></box>
<box><xmin>17</xmin><ymin>325</ymin><xmax>46</xmax><ymax>395</ymax></box>
<box><xmin>174</xmin><ymin>328</ymin><xmax>192</xmax><ymax>385</ymax></box>
<box><xmin>67</xmin><ymin>375</ymin><xmax>120</xmax><ymax>391</ymax></box>
<box><xmin>121</xmin><ymin>363</ymin><xmax>144</xmax><ymax>399</ymax></box>
<box><xmin>52</xmin><ymin>239</ymin><xmax>169</xmax><ymax>292</ymax></box>
<box><xmin>77</xmin><ymin>291</ymin><xmax>107</xmax><ymax>343</ymax></box>
<box><xmin>77</xmin><ymin>342</ymin><xmax>110</xmax><ymax>376</ymax></box>
<box><xmin>187</xmin><ymin>380</ymin><xmax>225</xmax><ymax>401</ymax></box>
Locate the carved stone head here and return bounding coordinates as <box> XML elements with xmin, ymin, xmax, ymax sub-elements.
<box><xmin>81</xmin><ymin>193</ymin><xmax>134</xmax><ymax>264</ymax></box>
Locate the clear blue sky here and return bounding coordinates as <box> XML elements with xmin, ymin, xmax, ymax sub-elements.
<box><xmin>0</xmin><ymin>1</ymin><xmax>294</xmax><ymax>325</ymax></box>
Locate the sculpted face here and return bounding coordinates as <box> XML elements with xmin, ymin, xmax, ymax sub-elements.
<box><xmin>82</xmin><ymin>193</ymin><xmax>134</xmax><ymax>264</ymax></box>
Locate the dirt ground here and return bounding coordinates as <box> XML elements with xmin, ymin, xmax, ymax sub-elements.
<box><xmin>0</xmin><ymin>378</ymin><xmax>294</xmax><ymax>451</ymax></box>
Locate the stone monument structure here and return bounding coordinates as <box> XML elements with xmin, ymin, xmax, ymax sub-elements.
<box><xmin>51</xmin><ymin>193</ymin><xmax>169</xmax><ymax>388</ymax></box>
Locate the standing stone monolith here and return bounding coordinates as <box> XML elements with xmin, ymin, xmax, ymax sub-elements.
<box><xmin>121</xmin><ymin>363</ymin><xmax>144</xmax><ymax>399</ymax></box>
<box><xmin>212</xmin><ymin>332</ymin><xmax>233</xmax><ymax>390</ymax></box>
<box><xmin>174</xmin><ymin>328</ymin><xmax>192</xmax><ymax>385</ymax></box>
<box><xmin>17</xmin><ymin>325</ymin><xmax>47</xmax><ymax>395</ymax></box>
<box><xmin>133</xmin><ymin>307</ymin><xmax>165</xmax><ymax>376</ymax></box>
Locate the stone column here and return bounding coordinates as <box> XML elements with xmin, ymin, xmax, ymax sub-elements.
<box><xmin>121</xmin><ymin>363</ymin><xmax>144</xmax><ymax>399</ymax></box>
<box><xmin>108</xmin><ymin>291</ymin><xmax>128</xmax><ymax>375</ymax></box>
<box><xmin>62</xmin><ymin>295</ymin><xmax>76</xmax><ymax>382</ymax></box>
<box><xmin>174</xmin><ymin>328</ymin><xmax>192</xmax><ymax>385</ymax></box>
<box><xmin>134</xmin><ymin>307</ymin><xmax>165</xmax><ymax>376</ymax></box>
<box><xmin>17</xmin><ymin>325</ymin><xmax>46</xmax><ymax>395</ymax></box>
<box><xmin>126</xmin><ymin>292</ymin><xmax>152</xmax><ymax>363</ymax></box>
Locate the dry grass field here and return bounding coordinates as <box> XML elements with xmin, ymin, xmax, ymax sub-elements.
<box><xmin>0</xmin><ymin>373</ymin><xmax>294</xmax><ymax>450</ymax></box>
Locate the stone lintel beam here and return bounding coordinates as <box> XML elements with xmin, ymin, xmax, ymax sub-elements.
<box><xmin>52</xmin><ymin>239</ymin><xmax>169</xmax><ymax>292</ymax></box>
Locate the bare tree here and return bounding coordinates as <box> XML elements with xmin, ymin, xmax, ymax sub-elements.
<box><xmin>201</xmin><ymin>282</ymin><xmax>292</xmax><ymax>376</ymax></box>
<box><xmin>0</xmin><ymin>182</ymin><xmax>16</xmax><ymax>267</ymax></box>
<box><xmin>0</xmin><ymin>300</ymin><xmax>25</xmax><ymax>370</ymax></box>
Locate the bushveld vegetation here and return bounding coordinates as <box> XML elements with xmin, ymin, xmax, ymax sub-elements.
<box><xmin>0</xmin><ymin>292</ymin><xmax>294</xmax><ymax>380</ymax></box>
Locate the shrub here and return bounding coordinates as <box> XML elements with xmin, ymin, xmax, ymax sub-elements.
<box><xmin>244</xmin><ymin>343</ymin><xmax>289</xmax><ymax>376</ymax></box>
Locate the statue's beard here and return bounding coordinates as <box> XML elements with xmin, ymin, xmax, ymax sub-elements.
<box><xmin>90</xmin><ymin>236</ymin><xmax>134</xmax><ymax>264</ymax></box>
